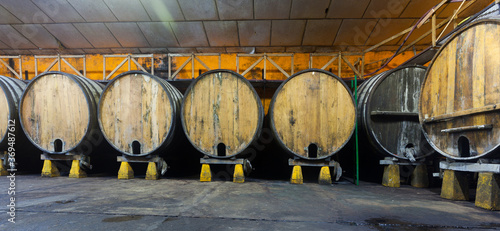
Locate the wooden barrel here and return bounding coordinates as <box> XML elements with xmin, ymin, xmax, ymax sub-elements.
<box><xmin>98</xmin><ymin>71</ymin><xmax>182</xmax><ymax>156</ymax></box>
<box><xmin>19</xmin><ymin>71</ymin><xmax>104</xmax><ymax>154</ymax></box>
<box><xmin>419</xmin><ymin>19</ymin><xmax>500</xmax><ymax>160</ymax></box>
<box><xmin>357</xmin><ymin>66</ymin><xmax>433</xmax><ymax>161</ymax></box>
<box><xmin>269</xmin><ymin>69</ymin><xmax>356</xmax><ymax>160</ymax></box>
<box><xmin>181</xmin><ymin>69</ymin><xmax>264</xmax><ymax>158</ymax></box>
<box><xmin>0</xmin><ymin>76</ymin><xmax>26</xmax><ymax>148</ymax></box>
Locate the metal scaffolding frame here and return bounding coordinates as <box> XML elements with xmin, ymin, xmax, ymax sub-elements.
<box><xmin>309</xmin><ymin>52</ymin><xmax>364</xmax><ymax>79</ymax></box>
<box><xmin>236</xmin><ymin>53</ymin><xmax>294</xmax><ymax>79</ymax></box>
<box><xmin>34</xmin><ymin>54</ymin><xmax>86</xmax><ymax>77</ymax></box>
<box><xmin>0</xmin><ymin>55</ymin><xmax>22</xmax><ymax>79</ymax></box>
<box><xmin>103</xmin><ymin>54</ymin><xmax>154</xmax><ymax>80</ymax></box>
<box><xmin>167</xmin><ymin>53</ymin><xmax>221</xmax><ymax>80</ymax></box>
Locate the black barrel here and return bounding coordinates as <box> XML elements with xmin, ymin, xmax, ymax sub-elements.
<box><xmin>357</xmin><ymin>66</ymin><xmax>434</xmax><ymax>161</ymax></box>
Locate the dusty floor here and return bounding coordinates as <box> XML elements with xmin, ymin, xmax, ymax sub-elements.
<box><xmin>0</xmin><ymin>175</ymin><xmax>499</xmax><ymax>231</ymax></box>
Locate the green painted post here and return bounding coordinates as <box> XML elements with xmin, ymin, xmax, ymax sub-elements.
<box><xmin>354</xmin><ymin>76</ymin><xmax>359</xmax><ymax>185</ymax></box>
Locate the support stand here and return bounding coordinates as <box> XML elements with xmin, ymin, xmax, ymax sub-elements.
<box><xmin>117</xmin><ymin>155</ymin><xmax>167</xmax><ymax>180</ymax></box>
<box><xmin>40</xmin><ymin>153</ymin><xmax>90</xmax><ymax>178</ymax></box>
<box><xmin>288</xmin><ymin>158</ymin><xmax>342</xmax><ymax>185</ymax></box>
<box><xmin>379</xmin><ymin>157</ymin><xmax>430</xmax><ymax>188</ymax></box>
<box><xmin>0</xmin><ymin>152</ymin><xmax>9</xmax><ymax>176</ymax></box>
<box><xmin>199</xmin><ymin>157</ymin><xmax>252</xmax><ymax>183</ymax></box>
<box><xmin>439</xmin><ymin>159</ymin><xmax>500</xmax><ymax>210</ymax></box>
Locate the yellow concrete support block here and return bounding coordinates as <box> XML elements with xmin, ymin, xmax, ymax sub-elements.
<box><xmin>475</xmin><ymin>172</ymin><xmax>500</xmax><ymax>210</ymax></box>
<box><xmin>41</xmin><ymin>160</ymin><xmax>60</xmax><ymax>177</ymax></box>
<box><xmin>118</xmin><ymin>162</ymin><xmax>134</xmax><ymax>179</ymax></box>
<box><xmin>411</xmin><ymin>164</ymin><xmax>429</xmax><ymax>188</ymax></box>
<box><xmin>200</xmin><ymin>164</ymin><xmax>212</xmax><ymax>182</ymax></box>
<box><xmin>69</xmin><ymin>160</ymin><xmax>87</xmax><ymax>178</ymax></box>
<box><xmin>290</xmin><ymin>165</ymin><xmax>303</xmax><ymax>184</ymax></box>
<box><xmin>145</xmin><ymin>162</ymin><xmax>159</xmax><ymax>180</ymax></box>
<box><xmin>0</xmin><ymin>159</ymin><xmax>8</xmax><ymax>176</ymax></box>
<box><xmin>318</xmin><ymin>166</ymin><xmax>332</xmax><ymax>185</ymax></box>
<box><xmin>382</xmin><ymin>164</ymin><xmax>400</xmax><ymax>187</ymax></box>
<box><xmin>441</xmin><ymin>170</ymin><xmax>469</xmax><ymax>201</ymax></box>
<box><xmin>233</xmin><ymin>164</ymin><xmax>245</xmax><ymax>183</ymax></box>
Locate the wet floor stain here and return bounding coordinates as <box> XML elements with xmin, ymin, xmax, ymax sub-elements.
<box><xmin>55</xmin><ymin>200</ymin><xmax>75</xmax><ymax>204</ymax></box>
<box><xmin>162</xmin><ymin>217</ymin><xmax>179</xmax><ymax>223</ymax></box>
<box><xmin>102</xmin><ymin>215</ymin><xmax>144</xmax><ymax>223</ymax></box>
<box><xmin>365</xmin><ymin>217</ymin><xmax>446</xmax><ymax>231</ymax></box>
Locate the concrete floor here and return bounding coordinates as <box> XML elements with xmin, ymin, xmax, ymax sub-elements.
<box><xmin>0</xmin><ymin>175</ymin><xmax>499</xmax><ymax>231</ymax></box>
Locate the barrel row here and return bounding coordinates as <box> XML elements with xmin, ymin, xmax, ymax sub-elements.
<box><xmin>5</xmin><ymin>19</ymin><xmax>499</xmax><ymax>164</ymax></box>
<box><xmin>8</xmin><ymin>69</ymin><xmax>356</xmax><ymax>162</ymax></box>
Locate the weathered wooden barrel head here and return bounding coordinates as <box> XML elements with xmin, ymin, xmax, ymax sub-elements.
<box><xmin>19</xmin><ymin>72</ymin><xmax>103</xmax><ymax>154</ymax></box>
<box><xmin>419</xmin><ymin>19</ymin><xmax>500</xmax><ymax>160</ymax></box>
<box><xmin>0</xmin><ymin>76</ymin><xmax>26</xmax><ymax>148</ymax></box>
<box><xmin>270</xmin><ymin>69</ymin><xmax>356</xmax><ymax>160</ymax></box>
<box><xmin>181</xmin><ymin>69</ymin><xmax>264</xmax><ymax>158</ymax></box>
<box><xmin>99</xmin><ymin>71</ymin><xmax>182</xmax><ymax>156</ymax></box>
<box><xmin>358</xmin><ymin>66</ymin><xmax>433</xmax><ymax>161</ymax></box>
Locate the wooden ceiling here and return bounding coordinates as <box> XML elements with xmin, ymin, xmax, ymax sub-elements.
<box><xmin>0</xmin><ymin>0</ymin><xmax>493</xmax><ymax>55</ymax></box>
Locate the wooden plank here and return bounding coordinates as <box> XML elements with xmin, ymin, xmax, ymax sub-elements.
<box><xmin>341</xmin><ymin>56</ymin><xmax>362</xmax><ymax>78</ymax></box>
<box><xmin>370</xmin><ymin>111</ymin><xmax>418</xmax><ymax>117</ymax></box>
<box><xmin>0</xmin><ymin>58</ymin><xmax>21</xmax><ymax>79</ymax></box>
<box><xmin>423</xmin><ymin>104</ymin><xmax>500</xmax><ymax>123</ymax></box>
<box><xmin>441</xmin><ymin>124</ymin><xmax>493</xmax><ymax>133</ymax></box>
<box><xmin>267</xmin><ymin>56</ymin><xmax>290</xmax><ymax>78</ymax></box>
<box><xmin>241</xmin><ymin>56</ymin><xmax>264</xmax><ymax>77</ymax></box>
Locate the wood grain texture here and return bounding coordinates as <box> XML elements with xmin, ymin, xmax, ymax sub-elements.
<box><xmin>20</xmin><ymin>72</ymin><xmax>101</xmax><ymax>154</ymax></box>
<box><xmin>99</xmin><ymin>72</ymin><xmax>181</xmax><ymax>156</ymax></box>
<box><xmin>358</xmin><ymin>66</ymin><xmax>433</xmax><ymax>160</ymax></box>
<box><xmin>419</xmin><ymin>19</ymin><xmax>500</xmax><ymax>160</ymax></box>
<box><xmin>182</xmin><ymin>70</ymin><xmax>263</xmax><ymax>158</ymax></box>
<box><xmin>271</xmin><ymin>69</ymin><xmax>355</xmax><ymax>159</ymax></box>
